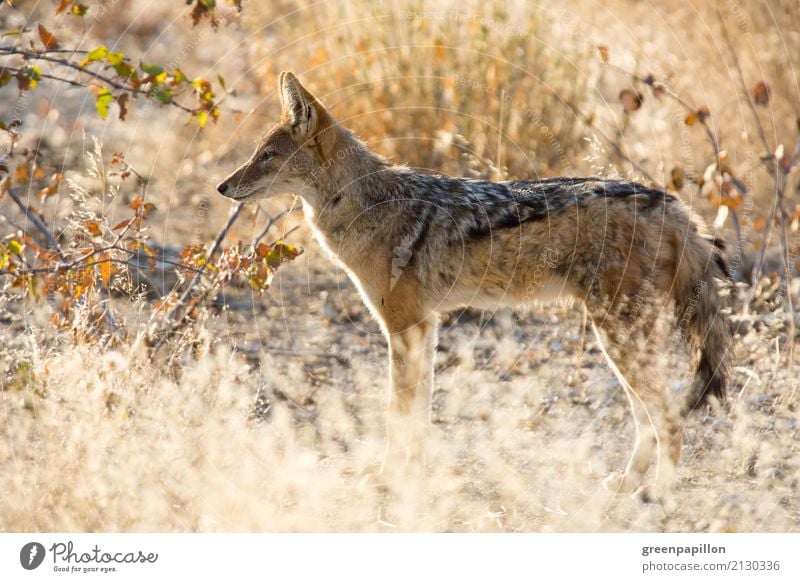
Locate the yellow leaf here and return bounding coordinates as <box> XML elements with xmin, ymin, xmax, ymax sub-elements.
<box><xmin>100</xmin><ymin>259</ymin><xmax>115</xmax><ymax>285</ymax></box>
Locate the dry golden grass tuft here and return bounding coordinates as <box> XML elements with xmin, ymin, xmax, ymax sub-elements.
<box><xmin>1</xmin><ymin>283</ymin><xmax>798</xmax><ymax>532</ymax></box>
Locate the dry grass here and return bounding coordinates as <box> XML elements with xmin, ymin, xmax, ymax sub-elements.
<box><xmin>1</xmin><ymin>0</ymin><xmax>799</xmax><ymax>532</ymax></box>
<box><xmin>1</xmin><ymin>268</ymin><xmax>799</xmax><ymax>532</ymax></box>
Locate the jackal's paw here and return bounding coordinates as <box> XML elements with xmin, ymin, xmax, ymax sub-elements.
<box><xmin>633</xmin><ymin>483</ymin><xmax>679</xmax><ymax>510</ymax></box>
<box><xmin>632</xmin><ymin>485</ymin><xmax>656</xmax><ymax>503</ymax></box>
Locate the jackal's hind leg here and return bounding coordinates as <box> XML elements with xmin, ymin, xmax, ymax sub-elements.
<box><xmin>586</xmin><ymin>293</ymin><xmax>682</xmax><ymax>493</ymax></box>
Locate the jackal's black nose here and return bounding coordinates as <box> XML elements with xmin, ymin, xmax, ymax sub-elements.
<box><xmin>216</xmin><ymin>182</ymin><xmax>229</xmax><ymax>195</ymax></box>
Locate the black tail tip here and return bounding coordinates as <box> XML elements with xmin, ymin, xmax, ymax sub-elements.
<box><xmin>689</xmin><ymin>353</ymin><xmax>726</xmax><ymax>409</ymax></box>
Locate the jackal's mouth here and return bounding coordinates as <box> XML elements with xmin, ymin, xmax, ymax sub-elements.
<box><xmin>216</xmin><ymin>182</ymin><xmax>261</xmax><ymax>200</ymax></box>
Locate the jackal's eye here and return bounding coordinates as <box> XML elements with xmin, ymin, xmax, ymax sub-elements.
<box><xmin>261</xmin><ymin>150</ymin><xmax>274</xmax><ymax>161</ymax></box>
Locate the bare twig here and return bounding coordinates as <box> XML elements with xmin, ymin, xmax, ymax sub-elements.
<box><xmin>717</xmin><ymin>9</ymin><xmax>774</xmax><ymax>167</ymax></box>
<box><xmin>558</xmin><ymin>97</ymin><xmax>657</xmax><ymax>183</ymax></box>
<box><xmin>716</xmin><ymin>8</ymin><xmax>780</xmax><ymax>287</ymax></box>
<box><xmin>6</xmin><ymin>186</ymin><xmax>66</xmax><ymax>260</ymax></box>
<box><xmin>253</xmin><ymin>202</ymin><xmax>301</xmax><ymax>246</ymax></box>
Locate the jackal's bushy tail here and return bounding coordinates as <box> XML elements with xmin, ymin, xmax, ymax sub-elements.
<box><xmin>672</xmin><ymin>222</ymin><xmax>733</xmax><ymax>408</ymax></box>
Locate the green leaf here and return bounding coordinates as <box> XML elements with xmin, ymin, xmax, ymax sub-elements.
<box><xmin>153</xmin><ymin>88</ymin><xmax>173</xmax><ymax>104</ymax></box>
<box><xmin>0</xmin><ymin>70</ymin><xmax>12</xmax><ymax>87</ymax></box>
<box><xmin>105</xmin><ymin>52</ymin><xmax>135</xmax><ymax>80</ymax></box>
<box><xmin>140</xmin><ymin>62</ymin><xmax>164</xmax><ymax>76</ymax></box>
<box><xmin>81</xmin><ymin>45</ymin><xmax>108</xmax><ymax>66</ymax></box>
<box><xmin>96</xmin><ymin>88</ymin><xmax>113</xmax><ymax>119</ymax></box>
<box><xmin>217</xmin><ymin>74</ymin><xmax>226</xmax><ymax>91</ymax></box>
<box><xmin>112</xmin><ymin>63</ymin><xmax>137</xmax><ymax>81</ymax></box>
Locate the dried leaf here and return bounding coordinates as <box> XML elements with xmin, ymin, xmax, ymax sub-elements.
<box><xmin>112</xmin><ymin>218</ymin><xmax>133</xmax><ymax>231</ymax></box>
<box><xmin>685</xmin><ymin>106</ymin><xmax>710</xmax><ymax>126</ymax></box>
<box><xmin>669</xmin><ymin>166</ymin><xmax>685</xmax><ymax>190</ymax></box>
<box><xmin>37</xmin><ymin>24</ymin><xmax>59</xmax><ymax>50</ymax></box>
<box><xmin>16</xmin><ymin>66</ymin><xmax>41</xmax><ymax>91</ymax></box>
<box><xmin>15</xmin><ymin>163</ymin><xmax>29</xmax><ymax>184</ymax></box>
<box><xmin>99</xmin><ymin>258</ymin><xmax>115</xmax><ymax>285</ymax></box>
<box><xmin>598</xmin><ymin>46</ymin><xmax>609</xmax><ymax>63</ymax></box>
<box><xmin>84</xmin><ymin>220</ymin><xmax>101</xmax><ymax>236</ymax></box>
<box><xmin>110</xmin><ymin>94</ymin><xmax>126</xmax><ymax>122</ymax></box>
<box><xmin>644</xmin><ymin>75</ymin><xmax>666</xmax><ymax>98</ymax></box>
<box><xmin>619</xmin><ymin>89</ymin><xmax>643</xmax><ymax>113</ymax></box>
<box><xmin>753</xmin><ymin>81</ymin><xmax>770</xmax><ymax>106</ymax></box>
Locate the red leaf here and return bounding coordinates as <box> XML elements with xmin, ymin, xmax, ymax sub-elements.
<box><xmin>84</xmin><ymin>220</ymin><xmax>101</xmax><ymax>236</ymax></box>
<box><xmin>37</xmin><ymin>24</ymin><xmax>59</xmax><ymax>50</ymax></box>
<box><xmin>112</xmin><ymin>218</ymin><xmax>133</xmax><ymax>231</ymax></box>
<box><xmin>754</xmin><ymin>81</ymin><xmax>770</xmax><ymax>106</ymax></box>
<box><xmin>55</xmin><ymin>0</ymin><xmax>71</xmax><ymax>15</ymax></box>
<box><xmin>117</xmin><ymin>93</ymin><xmax>129</xmax><ymax>121</ymax></box>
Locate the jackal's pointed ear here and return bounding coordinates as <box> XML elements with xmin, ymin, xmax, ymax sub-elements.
<box><xmin>279</xmin><ymin>72</ymin><xmax>336</xmax><ymax>154</ymax></box>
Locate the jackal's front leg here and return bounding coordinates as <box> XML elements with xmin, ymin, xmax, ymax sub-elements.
<box><xmin>381</xmin><ymin>317</ymin><xmax>437</xmax><ymax>473</ymax></box>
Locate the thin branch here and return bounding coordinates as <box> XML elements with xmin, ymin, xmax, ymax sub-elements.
<box><xmin>0</xmin><ymin>46</ymin><xmax>194</xmax><ymax>114</ymax></box>
<box><xmin>605</xmin><ymin>61</ymin><xmax>722</xmax><ymax>161</ymax></box>
<box><xmin>2</xmin><ymin>253</ymin><xmax>205</xmax><ymax>277</ymax></box>
<box><xmin>5</xmin><ymin>185</ymin><xmax>120</xmax><ymax>336</ymax></box>
<box><xmin>559</xmin><ymin>97</ymin><xmax>657</xmax><ymax>183</ymax></box>
<box><xmin>6</xmin><ymin>186</ymin><xmax>66</xmax><ymax>260</ymax></box>
<box><xmin>2</xmin><ymin>66</ymin><xmax>86</xmax><ymax>88</ymax></box>
<box><xmin>716</xmin><ymin>8</ymin><xmax>774</xmax><ymax>166</ymax></box>
<box><xmin>253</xmin><ymin>203</ymin><xmax>301</xmax><ymax>246</ymax></box>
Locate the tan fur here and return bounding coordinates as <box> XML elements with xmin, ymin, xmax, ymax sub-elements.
<box><xmin>217</xmin><ymin>72</ymin><xmax>733</xmax><ymax>492</ymax></box>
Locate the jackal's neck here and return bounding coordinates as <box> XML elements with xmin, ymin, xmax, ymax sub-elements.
<box><xmin>301</xmin><ymin>129</ymin><xmax>394</xmax><ymax>212</ymax></box>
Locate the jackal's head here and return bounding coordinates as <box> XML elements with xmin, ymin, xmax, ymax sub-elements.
<box><xmin>216</xmin><ymin>72</ymin><xmax>338</xmax><ymax>200</ymax></box>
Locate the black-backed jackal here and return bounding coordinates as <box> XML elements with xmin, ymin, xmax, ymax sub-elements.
<box><xmin>217</xmin><ymin>72</ymin><xmax>732</xmax><ymax>491</ymax></box>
